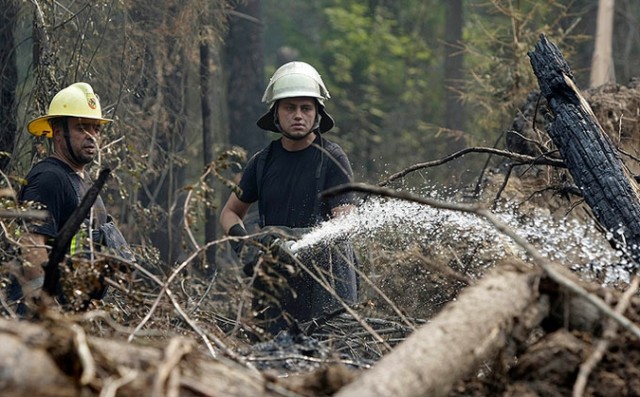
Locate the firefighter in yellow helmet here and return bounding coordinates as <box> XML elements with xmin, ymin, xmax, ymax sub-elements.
<box><xmin>10</xmin><ymin>82</ymin><xmax>118</xmax><ymax>314</ymax></box>
<box><xmin>220</xmin><ymin>62</ymin><xmax>358</xmax><ymax>338</ymax></box>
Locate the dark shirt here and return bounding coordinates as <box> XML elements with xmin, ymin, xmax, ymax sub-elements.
<box><xmin>238</xmin><ymin>134</ymin><xmax>353</xmax><ymax>227</ymax></box>
<box><xmin>19</xmin><ymin>157</ymin><xmax>107</xmax><ymax>239</ymax></box>
<box><xmin>236</xmin><ymin>135</ymin><xmax>357</xmax><ymax>333</ymax></box>
<box><xmin>10</xmin><ymin>157</ymin><xmax>108</xmax><ymax>310</ymax></box>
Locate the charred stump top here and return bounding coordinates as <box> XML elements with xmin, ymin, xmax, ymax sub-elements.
<box><xmin>528</xmin><ymin>34</ymin><xmax>640</xmax><ymax>265</ymax></box>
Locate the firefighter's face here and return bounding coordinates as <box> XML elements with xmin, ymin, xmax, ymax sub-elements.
<box><xmin>276</xmin><ymin>97</ymin><xmax>317</xmax><ymax>140</ymax></box>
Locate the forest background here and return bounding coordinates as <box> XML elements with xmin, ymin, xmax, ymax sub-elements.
<box><xmin>1</xmin><ymin>0</ymin><xmax>639</xmax><ymax>272</ymax></box>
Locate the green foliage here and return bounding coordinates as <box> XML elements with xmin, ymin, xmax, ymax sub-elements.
<box><xmin>461</xmin><ymin>0</ymin><xmax>590</xmax><ymax>143</ymax></box>
<box><xmin>8</xmin><ymin>0</ymin><xmax>231</xmax><ymax>263</ymax></box>
<box><xmin>7</xmin><ymin>0</ymin><xmax>639</xmax><ymax>267</ymax></box>
<box><xmin>264</xmin><ymin>0</ymin><xmax>443</xmax><ymax>182</ymax></box>
<box><xmin>322</xmin><ymin>1</ymin><xmax>437</xmax><ymax>176</ymax></box>
<box><xmin>261</xmin><ymin>0</ymin><xmax>606</xmax><ymax>188</ymax></box>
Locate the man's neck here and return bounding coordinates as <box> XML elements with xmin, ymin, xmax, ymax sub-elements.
<box><xmin>51</xmin><ymin>151</ymin><xmax>85</xmax><ymax>173</ymax></box>
<box><xmin>281</xmin><ymin>132</ymin><xmax>317</xmax><ymax>152</ymax></box>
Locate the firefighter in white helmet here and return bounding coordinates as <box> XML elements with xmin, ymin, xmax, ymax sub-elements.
<box><xmin>220</xmin><ymin>62</ymin><xmax>358</xmax><ymax>338</ymax></box>
<box><xmin>256</xmin><ymin>61</ymin><xmax>334</xmax><ymax>136</ymax></box>
<box><xmin>10</xmin><ymin>82</ymin><xmax>124</xmax><ymax>314</ymax></box>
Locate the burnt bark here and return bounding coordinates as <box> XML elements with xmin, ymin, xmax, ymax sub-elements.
<box><xmin>44</xmin><ymin>169</ymin><xmax>111</xmax><ymax>297</ymax></box>
<box><xmin>225</xmin><ymin>0</ymin><xmax>268</xmax><ymax>157</ymax></box>
<box><xmin>200</xmin><ymin>41</ymin><xmax>217</xmax><ymax>272</ymax></box>
<box><xmin>528</xmin><ymin>34</ymin><xmax>640</xmax><ymax>264</ymax></box>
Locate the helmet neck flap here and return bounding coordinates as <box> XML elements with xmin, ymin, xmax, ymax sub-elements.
<box><xmin>257</xmin><ymin>62</ymin><xmax>335</xmax><ymax>134</ymax></box>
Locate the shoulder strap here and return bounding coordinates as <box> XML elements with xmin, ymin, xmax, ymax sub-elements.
<box><xmin>64</xmin><ymin>167</ymin><xmax>108</xmax><ymax>228</ymax></box>
<box><xmin>255</xmin><ymin>141</ymin><xmax>276</xmax><ymax>228</ymax></box>
<box><xmin>66</xmin><ymin>170</ymin><xmax>83</xmax><ymax>203</ymax></box>
<box><xmin>315</xmin><ymin>137</ymin><xmax>348</xmax><ymax>222</ymax></box>
<box><xmin>254</xmin><ymin>138</ymin><xmax>342</xmax><ymax>226</ymax></box>
<box><xmin>312</xmin><ymin>136</ymin><xmax>345</xmax><ymax>223</ymax></box>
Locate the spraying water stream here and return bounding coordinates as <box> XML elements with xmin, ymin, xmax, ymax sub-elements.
<box><xmin>291</xmin><ymin>193</ymin><xmax>625</xmax><ymax>284</ymax></box>
<box><xmin>243</xmin><ymin>190</ymin><xmax>627</xmax><ymax>373</ymax></box>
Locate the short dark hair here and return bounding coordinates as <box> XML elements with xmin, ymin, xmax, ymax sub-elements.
<box><xmin>48</xmin><ymin>117</ymin><xmax>68</xmax><ymax>131</ymax></box>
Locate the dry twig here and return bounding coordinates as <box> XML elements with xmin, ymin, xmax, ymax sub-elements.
<box><xmin>377</xmin><ymin>146</ymin><xmax>564</xmax><ymax>187</ymax></box>
<box><xmin>572</xmin><ymin>277</ymin><xmax>640</xmax><ymax>397</ymax></box>
<box><xmin>72</xmin><ymin>323</ymin><xmax>97</xmax><ymax>385</ymax></box>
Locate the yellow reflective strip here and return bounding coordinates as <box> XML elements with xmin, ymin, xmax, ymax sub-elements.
<box><xmin>70</xmin><ymin>234</ymin><xmax>78</xmax><ymax>255</ymax></box>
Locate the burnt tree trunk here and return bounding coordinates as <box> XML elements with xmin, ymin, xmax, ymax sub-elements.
<box><xmin>528</xmin><ymin>34</ymin><xmax>640</xmax><ymax>264</ymax></box>
<box><xmin>200</xmin><ymin>40</ymin><xmax>217</xmax><ymax>273</ymax></box>
<box><xmin>225</xmin><ymin>0</ymin><xmax>267</xmax><ymax>157</ymax></box>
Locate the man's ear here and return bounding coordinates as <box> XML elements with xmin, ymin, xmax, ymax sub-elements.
<box><xmin>51</xmin><ymin>124</ymin><xmax>64</xmax><ymax>146</ymax></box>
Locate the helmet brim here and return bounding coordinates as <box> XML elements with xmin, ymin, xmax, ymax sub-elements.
<box><xmin>256</xmin><ymin>106</ymin><xmax>335</xmax><ymax>134</ymax></box>
<box><xmin>27</xmin><ymin>115</ymin><xmax>113</xmax><ymax>138</ymax></box>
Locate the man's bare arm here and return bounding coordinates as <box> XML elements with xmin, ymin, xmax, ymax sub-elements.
<box><xmin>220</xmin><ymin>193</ymin><xmax>251</xmax><ymax>234</ymax></box>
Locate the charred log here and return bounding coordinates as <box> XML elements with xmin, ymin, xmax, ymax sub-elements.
<box><xmin>43</xmin><ymin>169</ymin><xmax>111</xmax><ymax>297</ymax></box>
<box><xmin>528</xmin><ymin>34</ymin><xmax>640</xmax><ymax>265</ymax></box>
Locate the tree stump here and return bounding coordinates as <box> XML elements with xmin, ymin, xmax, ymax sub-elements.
<box><xmin>527</xmin><ymin>34</ymin><xmax>640</xmax><ymax>264</ymax></box>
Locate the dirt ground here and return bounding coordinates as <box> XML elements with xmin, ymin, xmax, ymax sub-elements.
<box><xmin>449</xmin><ymin>304</ymin><xmax>640</xmax><ymax>397</ymax></box>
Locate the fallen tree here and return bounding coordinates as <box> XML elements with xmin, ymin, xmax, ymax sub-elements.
<box><xmin>328</xmin><ymin>34</ymin><xmax>640</xmax><ymax>397</ymax></box>
<box><xmin>335</xmin><ymin>263</ymin><xmax>544</xmax><ymax>397</ymax></box>
<box><xmin>323</xmin><ymin>180</ymin><xmax>640</xmax><ymax>397</ymax></box>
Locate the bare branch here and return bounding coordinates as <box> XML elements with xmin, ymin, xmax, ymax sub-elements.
<box><xmin>378</xmin><ymin>146</ymin><xmax>564</xmax><ymax>187</ymax></box>
<box><xmin>0</xmin><ymin>209</ymin><xmax>48</xmax><ymax>221</ymax></box>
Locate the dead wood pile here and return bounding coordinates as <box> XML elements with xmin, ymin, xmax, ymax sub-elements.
<box><xmin>2</xmin><ymin>261</ymin><xmax>638</xmax><ymax>397</ymax></box>
<box><xmin>0</xmin><ymin>315</ymin><xmax>274</xmax><ymax>397</ymax></box>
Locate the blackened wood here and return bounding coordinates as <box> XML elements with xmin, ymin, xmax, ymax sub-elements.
<box><xmin>43</xmin><ymin>168</ymin><xmax>111</xmax><ymax>296</ymax></box>
<box><xmin>528</xmin><ymin>34</ymin><xmax>640</xmax><ymax>263</ymax></box>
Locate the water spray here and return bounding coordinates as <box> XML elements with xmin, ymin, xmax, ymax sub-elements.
<box><xmin>287</xmin><ymin>194</ymin><xmax>621</xmax><ymax>282</ymax></box>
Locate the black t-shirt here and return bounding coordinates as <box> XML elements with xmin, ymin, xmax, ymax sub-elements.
<box><xmin>238</xmin><ymin>135</ymin><xmax>353</xmax><ymax>228</ymax></box>
<box><xmin>19</xmin><ymin>157</ymin><xmax>107</xmax><ymax>238</ymax></box>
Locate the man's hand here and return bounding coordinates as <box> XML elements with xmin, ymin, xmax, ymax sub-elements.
<box><xmin>238</xmin><ymin>227</ymin><xmax>310</xmax><ymax>277</ymax></box>
<box><xmin>228</xmin><ymin>224</ymin><xmax>248</xmax><ymax>255</ymax></box>
<box><xmin>20</xmin><ymin>232</ymin><xmax>48</xmax><ymax>284</ymax></box>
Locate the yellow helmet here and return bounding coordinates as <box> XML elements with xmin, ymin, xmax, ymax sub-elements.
<box><xmin>27</xmin><ymin>82</ymin><xmax>112</xmax><ymax>138</ymax></box>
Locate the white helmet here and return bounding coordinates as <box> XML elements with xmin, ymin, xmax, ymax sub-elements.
<box><xmin>257</xmin><ymin>61</ymin><xmax>335</xmax><ymax>133</ymax></box>
<box><xmin>261</xmin><ymin>61</ymin><xmax>330</xmax><ymax>105</ymax></box>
